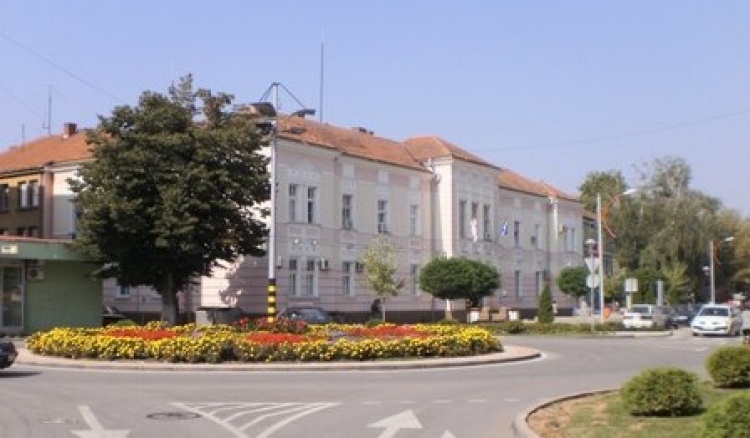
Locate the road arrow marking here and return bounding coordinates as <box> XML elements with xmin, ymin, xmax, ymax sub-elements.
<box><xmin>442</xmin><ymin>432</ymin><xmax>457</xmax><ymax>438</ymax></box>
<box><xmin>71</xmin><ymin>405</ymin><xmax>130</xmax><ymax>438</ymax></box>
<box><xmin>368</xmin><ymin>410</ymin><xmax>422</xmax><ymax>438</ymax></box>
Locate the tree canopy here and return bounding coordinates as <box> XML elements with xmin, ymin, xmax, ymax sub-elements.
<box><xmin>419</xmin><ymin>256</ymin><xmax>500</xmax><ymax>308</ymax></box>
<box><xmin>361</xmin><ymin>237</ymin><xmax>405</xmax><ymax>320</ymax></box>
<box><xmin>70</xmin><ymin>76</ymin><xmax>271</xmax><ymax>325</ymax></box>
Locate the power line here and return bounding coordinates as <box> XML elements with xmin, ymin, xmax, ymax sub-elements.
<box><xmin>494</xmin><ymin>106</ymin><xmax>750</xmax><ymax>152</ymax></box>
<box><xmin>0</xmin><ymin>30</ymin><xmax>125</xmax><ymax>104</ymax></box>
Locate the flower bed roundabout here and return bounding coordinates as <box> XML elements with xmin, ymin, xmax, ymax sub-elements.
<box><xmin>26</xmin><ymin>319</ymin><xmax>503</xmax><ymax>365</ymax></box>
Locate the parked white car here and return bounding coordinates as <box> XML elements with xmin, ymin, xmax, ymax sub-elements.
<box><xmin>690</xmin><ymin>304</ymin><xmax>742</xmax><ymax>336</ymax></box>
<box><xmin>622</xmin><ymin>304</ymin><xmax>670</xmax><ymax>329</ymax></box>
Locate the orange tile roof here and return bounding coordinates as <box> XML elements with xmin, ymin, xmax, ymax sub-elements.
<box><xmin>0</xmin><ymin>130</ymin><xmax>92</xmax><ymax>173</ymax></box>
<box><xmin>278</xmin><ymin>115</ymin><xmax>427</xmax><ymax>172</ymax></box>
<box><xmin>498</xmin><ymin>167</ymin><xmax>577</xmax><ymax>201</ymax></box>
<box><xmin>403</xmin><ymin>135</ymin><xmax>500</xmax><ymax>169</ymax></box>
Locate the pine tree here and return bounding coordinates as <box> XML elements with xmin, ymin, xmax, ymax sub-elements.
<box><xmin>537</xmin><ymin>284</ymin><xmax>555</xmax><ymax>323</ymax></box>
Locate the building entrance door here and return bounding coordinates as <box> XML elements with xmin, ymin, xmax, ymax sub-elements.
<box><xmin>0</xmin><ymin>266</ymin><xmax>23</xmax><ymax>332</ymax></box>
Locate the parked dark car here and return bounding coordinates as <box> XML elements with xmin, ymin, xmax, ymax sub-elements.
<box><xmin>0</xmin><ymin>341</ymin><xmax>17</xmax><ymax>369</ymax></box>
<box><xmin>277</xmin><ymin>306</ymin><xmax>336</xmax><ymax>324</ymax></box>
<box><xmin>102</xmin><ymin>306</ymin><xmax>128</xmax><ymax>326</ymax></box>
<box><xmin>671</xmin><ymin>303</ymin><xmax>700</xmax><ymax>326</ymax></box>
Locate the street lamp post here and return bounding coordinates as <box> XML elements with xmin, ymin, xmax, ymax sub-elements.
<box><xmin>709</xmin><ymin>236</ymin><xmax>735</xmax><ymax>304</ymax></box>
<box><xmin>585</xmin><ymin>238</ymin><xmax>597</xmax><ymax>332</ymax></box>
<box><xmin>597</xmin><ymin>188</ymin><xmax>637</xmax><ymax>323</ymax></box>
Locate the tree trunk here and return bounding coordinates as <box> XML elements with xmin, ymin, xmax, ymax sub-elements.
<box><xmin>445</xmin><ymin>299</ymin><xmax>454</xmax><ymax>320</ymax></box>
<box><xmin>159</xmin><ymin>273</ymin><xmax>180</xmax><ymax>326</ymax></box>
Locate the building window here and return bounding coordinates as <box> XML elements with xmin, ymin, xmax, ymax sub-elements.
<box><xmin>0</xmin><ymin>229</ymin><xmax>7</xmax><ymax>235</ymax></box>
<box><xmin>306</xmin><ymin>187</ymin><xmax>317</xmax><ymax>224</ymax></box>
<box><xmin>288</xmin><ymin>184</ymin><xmax>298</xmax><ymax>222</ymax></box>
<box><xmin>513</xmin><ymin>221</ymin><xmax>521</xmax><ymax>247</ymax></box>
<box><xmin>533</xmin><ymin>224</ymin><xmax>541</xmax><ymax>249</ymax></box>
<box><xmin>458</xmin><ymin>200</ymin><xmax>467</xmax><ymax>239</ymax></box>
<box><xmin>563</xmin><ymin>226</ymin><xmax>576</xmax><ymax>252</ymax></box>
<box><xmin>27</xmin><ymin>226</ymin><xmax>38</xmax><ymax>237</ymax></box>
<box><xmin>304</xmin><ymin>259</ymin><xmax>317</xmax><ymax>296</ymax></box>
<box><xmin>289</xmin><ymin>258</ymin><xmax>299</xmax><ymax>296</ymax></box>
<box><xmin>342</xmin><ymin>194</ymin><xmax>353</xmax><ymax>229</ymax></box>
<box><xmin>29</xmin><ymin>180</ymin><xmax>40</xmax><ymax>207</ymax></box>
<box><xmin>483</xmin><ymin>204</ymin><xmax>491</xmax><ymax>241</ymax></box>
<box><xmin>377</xmin><ymin>199</ymin><xmax>389</xmax><ymax>234</ymax></box>
<box><xmin>342</xmin><ymin>261</ymin><xmax>355</xmax><ymax>296</ymax></box>
<box><xmin>116</xmin><ymin>281</ymin><xmax>130</xmax><ymax>298</ymax></box>
<box><xmin>515</xmin><ymin>270</ymin><xmax>522</xmax><ymax>298</ymax></box>
<box><xmin>409</xmin><ymin>204</ymin><xmax>419</xmax><ymax>236</ymax></box>
<box><xmin>18</xmin><ymin>182</ymin><xmax>28</xmax><ymax>208</ymax></box>
<box><xmin>0</xmin><ymin>184</ymin><xmax>8</xmax><ymax>212</ymax></box>
<box><xmin>410</xmin><ymin>264</ymin><xmax>420</xmax><ymax>294</ymax></box>
<box><xmin>16</xmin><ymin>227</ymin><xmax>25</xmax><ymax>236</ymax></box>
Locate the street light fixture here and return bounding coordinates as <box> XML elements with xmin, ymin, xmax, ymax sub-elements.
<box><xmin>709</xmin><ymin>236</ymin><xmax>734</xmax><ymax>304</ymax></box>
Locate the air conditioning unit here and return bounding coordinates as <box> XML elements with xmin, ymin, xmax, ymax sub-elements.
<box><xmin>27</xmin><ymin>266</ymin><xmax>45</xmax><ymax>281</ymax></box>
<box><xmin>484</xmin><ymin>232</ymin><xmax>493</xmax><ymax>241</ymax></box>
<box><xmin>319</xmin><ymin>258</ymin><xmax>330</xmax><ymax>270</ymax></box>
<box><xmin>276</xmin><ymin>256</ymin><xmax>284</xmax><ymax>269</ymax></box>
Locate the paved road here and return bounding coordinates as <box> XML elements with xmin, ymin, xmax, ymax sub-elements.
<box><xmin>1</xmin><ymin>328</ymin><xmax>738</xmax><ymax>437</ymax></box>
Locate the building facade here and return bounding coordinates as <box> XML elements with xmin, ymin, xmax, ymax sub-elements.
<box><xmin>1</xmin><ymin>117</ymin><xmax>585</xmax><ymax>324</ymax></box>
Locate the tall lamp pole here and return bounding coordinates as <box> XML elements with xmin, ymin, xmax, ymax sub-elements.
<box><xmin>596</xmin><ymin>194</ymin><xmax>605</xmax><ymax>324</ymax></box>
<box><xmin>709</xmin><ymin>236</ymin><xmax>734</xmax><ymax>304</ymax></box>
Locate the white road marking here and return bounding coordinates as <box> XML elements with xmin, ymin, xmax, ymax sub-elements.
<box><xmin>71</xmin><ymin>405</ymin><xmax>130</xmax><ymax>438</ymax></box>
<box><xmin>368</xmin><ymin>410</ymin><xmax>422</xmax><ymax>438</ymax></box>
<box><xmin>174</xmin><ymin>402</ymin><xmax>338</xmax><ymax>438</ymax></box>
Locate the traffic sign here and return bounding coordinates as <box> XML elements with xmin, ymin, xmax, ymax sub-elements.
<box><xmin>584</xmin><ymin>257</ymin><xmax>600</xmax><ymax>273</ymax></box>
<box><xmin>586</xmin><ymin>274</ymin><xmax>600</xmax><ymax>288</ymax></box>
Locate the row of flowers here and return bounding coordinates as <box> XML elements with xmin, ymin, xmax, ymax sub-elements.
<box><xmin>26</xmin><ymin>322</ymin><xmax>502</xmax><ymax>363</ymax></box>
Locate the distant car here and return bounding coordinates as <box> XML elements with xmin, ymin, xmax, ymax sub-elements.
<box><xmin>671</xmin><ymin>303</ymin><xmax>700</xmax><ymax>326</ymax></box>
<box><xmin>277</xmin><ymin>306</ymin><xmax>335</xmax><ymax>324</ymax></box>
<box><xmin>102</xmin><ymin>306</ymin><xmax>127</xmax><ymax>326</ymax></box>
<box><xmin>622</xmin><ymin>304</ymin><xmax>670</xmax><ymax>329</ymax></box>
<box><xmin>195</xmin><ymin>307</ymin><xmax>247</xmax><ymax>326</ymax></box>
<box><xmin>690</xmin><ymin>304</ymin><xmax>742</xmax><ymax>336</ymax></box>
<box><xmin>0</xmin><ymin>341</ymin><xmax>17</xmax><ymax>369</ymax></box>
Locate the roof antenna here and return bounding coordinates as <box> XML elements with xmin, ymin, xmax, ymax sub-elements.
<box><xmin>41</xmin><ymin>86</ymin><xmax>52</xmax><ymax>135</ymax></box>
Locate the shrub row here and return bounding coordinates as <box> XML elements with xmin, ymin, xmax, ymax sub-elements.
<box><xmin>621</xmin><ymin>344</ymin><xmax>750</xmax><ymax>437</ymax></box>
<box><xmin>26</xmin><ymin>323</ymin><xmax>501</xmax><ymax>363</ymax></box>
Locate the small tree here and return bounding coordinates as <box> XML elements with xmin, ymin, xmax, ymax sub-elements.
<box><xmin>361</xmin><ymin>237</ymin><xmax>405</xmax><ymax>321</ymax></box>
<box><xmin>537</xmin><ymin>284</ymin><xmax>554</xmax><ymax>323</ymax></box>
<box><xmin>557</xmin><ymin>266</ymin><xmax>588</xmax><ymax>299</ymax></box>
<box><xmin>420</xmin><ymin>256</ymin><xmax>499</xmax><ymax>319</ymax></box>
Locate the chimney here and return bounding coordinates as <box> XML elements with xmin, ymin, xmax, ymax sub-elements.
<box><xmin>62</xmin><ymin>122</ymin><xmax>77</xmax><ymax>139</ymax></box>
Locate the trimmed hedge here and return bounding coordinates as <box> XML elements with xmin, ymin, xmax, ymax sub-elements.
<box><xmin>706</xmin><ymin>345</ymin><xmax>750</xmax><ymax>388</ymax></box>
<box><xmin>621</xmin><ymin>367</ymin><xmax>703</xmax><ymax>416</ymax></box>
<box><xmin>699</xmin><ymin>391</ymin><xmax>750</xmax><ymax>438</ymax></box>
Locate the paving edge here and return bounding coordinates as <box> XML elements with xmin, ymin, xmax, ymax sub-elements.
<box><xmin>512</xmin><ymin>388</ymin><xmax>619</xmax><ymax>438</ymax></box>
<box><xmin>16</xmin><ymin>344</ymin><xmax>541</xmax><ymax>372</ymax></box>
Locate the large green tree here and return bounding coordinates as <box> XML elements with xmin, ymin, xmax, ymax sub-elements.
<box><xmin>419</xmin><ymin>256</ymin><xmax>499</xmax><ymax>318</ymax></box>
<box><xmin>70</xmin><ymin>76</ymin><xmax>270</xmax><ymax>325</ymax></box>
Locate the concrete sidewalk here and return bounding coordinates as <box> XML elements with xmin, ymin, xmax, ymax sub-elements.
<box><xmin>14</xmin><ymin>344</ymin><xmax>542</xmax><ymax>372</ymax></box>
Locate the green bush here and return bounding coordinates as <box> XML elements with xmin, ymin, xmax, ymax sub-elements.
<box><xmin>365</xmin><ymin>318</ymin><xmax>385</xmax><ymax>327</ymax></box>
<box><xmin>109</xmin><ymin>319</ymin><xmax>138</xmax><ymax>327</ymax></box>
<box><xmin>621</xmin><ymin>367</ymin><xmax>703</xmax><ymax>416</ymax></box>
<box><xmin>537</xmin><ymin>284</ymin><xmax>554</xmax><ymax>323</ymax></box>
<box><xmin>699</xmin><ymin>391</ymin><xmax>750</xmax><ymax>438</ymax></box>
<box><xmin>436</xmin><ymin>319</ymin><xmax>459</xmax><ymax>326</ymax></box>
<box><xmin>706</xmin><ymin>346</ymin><xmax>750</xmax><ymax>388</ymax></box>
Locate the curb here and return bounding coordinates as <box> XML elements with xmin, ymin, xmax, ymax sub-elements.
<box><xmin>16</xmin><ymin>344</ymin><xmax>541</xmax><ymax>372</ymax></box>
<box><xmin>512</xmin><ymin>388</ymin><xmax>618</xmax><ymax>438</ymax></box>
